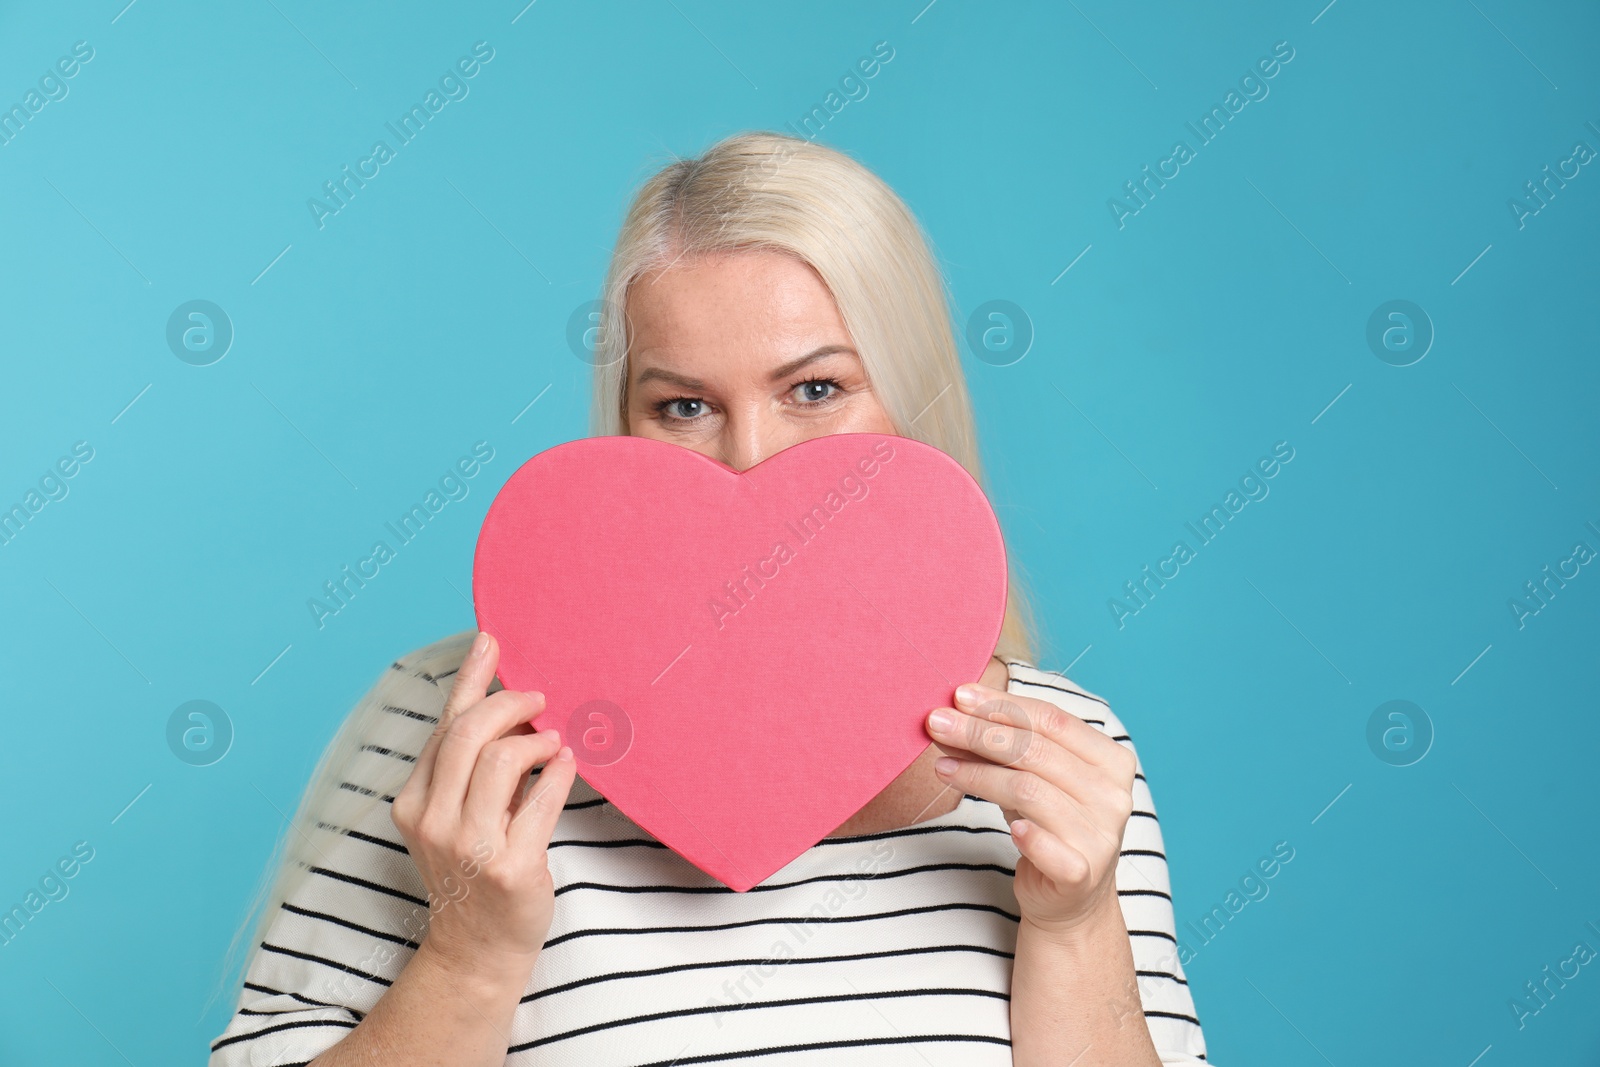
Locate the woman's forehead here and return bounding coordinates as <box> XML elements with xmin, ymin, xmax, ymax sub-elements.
<box><xmin>626</xmin><ymin>255</ymin><xmax>855</xmax><ymax>384</ymax></box>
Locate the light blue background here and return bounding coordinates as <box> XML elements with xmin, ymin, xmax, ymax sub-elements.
<box><xmin>2</xmin><ymin>1</ymin><xmax>1597</xmax><ymax>1063</ymax></box>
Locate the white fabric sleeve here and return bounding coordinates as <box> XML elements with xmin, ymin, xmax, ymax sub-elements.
<box><xmin>1007</xmin><ymin>664</ymin><xmax>1212</xmax><ymax>1065</ymax></box>
<box><xmin>208</xmin><ymin>641</ymin><xmax>458</xmax><ymax>1066</ymax></box>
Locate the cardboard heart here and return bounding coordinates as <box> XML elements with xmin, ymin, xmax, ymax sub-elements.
<box><xmin>471</xmin><ymin>432</ymin><xmax>1007</xmax><ymax>891</ymax></box>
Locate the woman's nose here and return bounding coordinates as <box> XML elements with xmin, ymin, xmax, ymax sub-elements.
<box><xmin>718</xmin><ymin>437</ymin><xmax>763</xmax><ymax>473</ymax></box>
<box><xmin>718</xmin><ymin>418</ymin><xmax>781</xmax><ymax>472</ymax></box>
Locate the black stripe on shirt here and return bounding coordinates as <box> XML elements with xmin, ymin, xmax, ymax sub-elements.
<box><xmin>309</xmin><ymin>865</ymin><xmax>427</xmax><ymax>907</ymax></box>
<box><xmin>258</xmin><ymin>942</ymin><xmax>394</xmax><ymax>988</ymax></box>
<box><xmin>1006</xmin><ymin>668</ymin><xmax>1111</xmax><ymax>709</ymax></box>
<box><xmin>381</xmin><ymin>703</ymin><xmax>437</xmax><ymax>724</ymax></box>
<box><xmin>311</xmin><ymin>823</ymin><xmax>409</xmax><ymax>855</ymax></box>
<box><xmin>1137</xmin><ymin>968</ymin><xmax>1190</xmax><ymax>986</ymax></box>
<box><xmin>523</xmin><ymin>943</ymin><xmax>1016</xmax><ymax>1003</ymax></box>
<box><xmin>631</xmin><ymin>1032</ymin><xmax>1013</xmax><ymax>1067</ymax></box>
<box><xmin>545</xmin><ymin>820</ymin><xmax>1012</xmax><ymax>855</ymax></box>
<box><xmin>210</xmin><ymin>1016</ymin><xmax>357</xmax><ymax>1052</ymax></box>
<box><xmin>360</xmin><ymin>743</ymin><xmax>415</xmax><ymax>763</ymax></box>
<box><xmin>280</xmin><ymin>901</ymin><xmax>419</xmax><ymax>949</ymax></box>
<box><xmin>241</xmin><ymin>982</ymin><xmax>343</xmax><ymax>1010</ymax></box>
<box><xmin>337</xmin><ymin>781</ymin><xmax>396</xmax><ymax>803</ymax></box>
<box><xmin>509</xmin><ymin>985</ymin><xmax>1012</xmax><ymax>1053</ymax></box>
<box><xmin>548</xmin><ymin>834</ymin><xmax>670</xmax><ymax>851</ymax></box>
<box><xmin>811</xmin><ymin>820</ymin><xmax>1012</xmax><ymax>847</ymax></box>
<box><xmin>553</xmin><ymin>861</ymin><xmax>1016</xmax><ymax>899</ymax></box>
<box><xmin>542</xmin><ymin>900</ymin><xmax>1021</xmax><ymax>950</ymax></box>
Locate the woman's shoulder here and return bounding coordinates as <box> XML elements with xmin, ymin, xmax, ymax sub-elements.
<box><xmin>368</xmin><ymin>628</ymin><xmax>510</xmax><ymax>715</ymax></box>
<box><xmin>378</xmin><ymin>627</ymin><xmax>607</xmax><ymax>804</ymax></box>
<box><xmin>339</xmin><ymin>630</ymin><xmax>477</xmax><ymax>765</ymax></box>
<box><xmin>390</xmin><ymin>627</ymin><xmax>477</xmax><ymax>686</ymax></box>
<box><xmin>391</xmin><ymin>627</ymin><xmax>514</xmax><ymax>695</ymax></box>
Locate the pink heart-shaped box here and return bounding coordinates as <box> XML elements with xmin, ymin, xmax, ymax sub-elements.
<box><xmin>471</xmin><ymin>432</ymin><xmax>1007</xmax><ymax>890</ymax></box>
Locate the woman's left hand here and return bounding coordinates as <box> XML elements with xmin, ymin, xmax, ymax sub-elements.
<box><xmin>925</xmin><ymin>682</ymin><xmax>1140</xmax><ymax>938</ymax></box>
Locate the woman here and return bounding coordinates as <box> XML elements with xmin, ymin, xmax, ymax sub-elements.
<box><xmin>211</xmin><ymin>131</ymin><xmax>1210</xmax><ymax>1066</ymax></box>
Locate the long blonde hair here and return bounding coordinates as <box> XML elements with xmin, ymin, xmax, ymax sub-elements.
<box><xmin>216</xmin><ymin>129</ymin><xmax>1039</xmax><ymax>1011</ymax></box>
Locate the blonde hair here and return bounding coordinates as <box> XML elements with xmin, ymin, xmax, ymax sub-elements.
<box><xmin>216</xmin><ymin>129</ymin><xmax>1040</xmax><ymax>1011</ymax></box>
<box><xmin>591</xmin><ymin>130</ymin><xmax>1037</xmax><ymax>664</ymax></box>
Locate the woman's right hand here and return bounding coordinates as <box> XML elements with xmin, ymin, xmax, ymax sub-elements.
<box><xmin>391</xmin><ymin>630</ymin><xmax>577</xmax><ymax>985</ymax></box>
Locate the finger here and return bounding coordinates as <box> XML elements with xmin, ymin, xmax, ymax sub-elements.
<box><xmin>940</xmin><ymin>751</ymin><xmax>1136</xmax><ymax>869</ymax></box>
<box><xmin>927</xmin><ymin>702</ymin><xmax>1134</xmax><ymax>825</ymax></box>
<box><xmin>508</xmin><ymin>736</ymin><xmax>577</xmax><ymax>819</ymax></box>
<box><xmin>508</xmin><ymin>746</ymin><xmax>577</xmax><ymax>853</ymax></box>
<box><xmin>933</xmin><ymin>753</ymin><xmax>1091</xmax><ymax>842</ymax></box>
<box><xmin>461</xmin><ymin>728</ymin><xmax>565</xmax><ymax>834</ymax></box>
<box><xmin>427</xmin><ymin>688</ymin><xmax>546</xmax><ymax>816</ymax></box>
<box><xmin>1009</xmin><ymin>818</ymin><xmax>1094</xmax><ymax>888</ymax></box>
<box><xmin>926</xmin><ymin>702</ymin><xmax>1095</xmax><ymax>788</ymax></box>
<box><xmin>954</xmin><ymin>683</ymin><xmax>1132</xmax><ymax>774</ymax></box>
<box><xmin>934</xmin><ymin>753</ymin><xmax>1065</xmax><ymax>821</ymax></box>
<box><xmin>409</xmin><ymin>630</ymin><xmax>499</xmax><ymax>795</ymax></box>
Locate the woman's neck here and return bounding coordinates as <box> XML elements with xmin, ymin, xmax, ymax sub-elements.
<box><xmin>825</xmin><ymin>655</ymin><xmax>1010</xmax><ymax>838</ymax></box>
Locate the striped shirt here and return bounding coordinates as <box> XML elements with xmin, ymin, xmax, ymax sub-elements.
<box><xmin>210</xmin><ymin>632</ymin><xmax>1210</xmax><ymax>1065</ymax></box>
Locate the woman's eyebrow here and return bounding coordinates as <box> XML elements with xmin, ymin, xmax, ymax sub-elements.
<box><xmin>633</xmin><ymin>345</ymin><xmax>858</xmax><ymax>392</ymax></box>
<box><xmin>633</xmin><ymin>366</ymin><xmax>705</xmax><ymax>390</ymax></box>
<box><xmin>766</xmin><ymin>345</ymin><xmax>858</xmax><ymax>381</ymax></box>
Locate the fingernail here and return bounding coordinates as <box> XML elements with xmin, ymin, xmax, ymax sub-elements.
<box><xmin>928</xmin><ymin>709</ymin><xmax>955</xmax><ymax>733</ymax></box>
<box><xmin>955</xmin><ymin>684</ymin><xmax>983</xmax><ymax>709</ymax></box>
<box><xmin>558</xmin><ymin>745</ymin><xmax>574</xmax><ymax>762</ymax></box>
<box><xmin>934</xmin><ymin>756</ymin><xmax>959</xmax><ymax>776</ymax></box>
<box><xmin>472</xmin><ymin>631</ymin><xmax>490</xmax><ymax>658</ymax></box>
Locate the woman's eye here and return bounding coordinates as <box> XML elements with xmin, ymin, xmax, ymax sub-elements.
<box><xmin>662</xmin><ymin>398</ymin><xmax>706</xmax><ymax>420</ymax></box>
<box><xmin>793</xmin><ymin>379</ymin><xmax>840</xmax><ymax>404</ymax></box>
<box><xmin>656</xmin><ymin>380</ymin><xmax>839</xmax><ymax>423</ymax></box>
